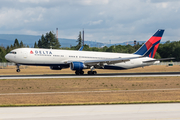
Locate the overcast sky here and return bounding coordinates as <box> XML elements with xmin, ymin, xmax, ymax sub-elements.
<box><xmin>0</xmin><ymin>0</ymin><xmax>180</xmax><ymax>44</ymax></box>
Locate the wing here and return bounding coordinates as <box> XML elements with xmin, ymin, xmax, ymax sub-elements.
<box><xmin>84</xmin><ymin>57</ymin><xmax>139</xmax><ymax>66</ymax></box>
<box><xmin>65</xmin><ymin>56</ymin><xmax>142</xmax><ymax>67</ymax></box>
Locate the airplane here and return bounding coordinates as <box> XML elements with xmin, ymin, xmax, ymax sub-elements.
<box><xmin>5</xmin><ymin>29</ymin><xmax>174</xmax><ymax>75</ymax></box>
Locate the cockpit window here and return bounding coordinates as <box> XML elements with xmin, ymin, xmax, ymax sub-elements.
<box><xmin>9</xmin><ymin>51</ymin><xmax>17</xmax><ymax>54</ymax></box>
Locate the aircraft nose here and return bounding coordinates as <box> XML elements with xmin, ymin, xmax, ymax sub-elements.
<box><xmin>5</xmin><ymin>54</ymin><xmax>10</xmax><ymax>61</ymax></box>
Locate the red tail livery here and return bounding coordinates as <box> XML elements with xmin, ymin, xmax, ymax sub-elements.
<box><xmin>134</xmin><ymin>29</ymin><xmax>164</xmax><ymax>58</ymax></box>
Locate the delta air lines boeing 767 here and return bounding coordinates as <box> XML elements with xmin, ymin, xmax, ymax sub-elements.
<box><xmin>5</xmin><ymin>29</ymin><xmax>173</xmax><ymax>75</ymax></box>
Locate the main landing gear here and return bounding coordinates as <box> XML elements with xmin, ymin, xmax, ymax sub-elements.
<box><xmin>87</xmin><ymin>66</ymin><xmax>97</xmax><ymax>75</ymax></box>
<box><xmin>16</xmin><ymin>64</ymin><xmax>20</xmax><ymax>72</ymax></box>
<box><xmin>75</xmin><ymin>70</ymin><xmax>84</xmax><ymax>75</ymax></box>
<box><xmin>75</xmin><ymin>70</ymin><xmax>97</xmax><ymax>75</ymax></box>
<box><xmin>87</xmin><ymin>71</ymin><xmax>97</xmax><ymax>75</ymax></box>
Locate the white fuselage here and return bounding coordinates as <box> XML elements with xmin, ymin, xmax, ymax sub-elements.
<box><xmin>5</xmin><ymin>48</ymin><xmax>159</xmax><ymax>70</ymax></box>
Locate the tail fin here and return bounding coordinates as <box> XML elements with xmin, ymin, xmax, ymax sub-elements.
<box><xmin>134</xmin><ymin>29</ymin><xmax>164</xmax><ymax>58</ymax></box>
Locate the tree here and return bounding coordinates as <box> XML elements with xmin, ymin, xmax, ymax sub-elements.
<box><xmin>20</xmin><ymin>41</ymin><xmax>24</xmax><ymax>48</ymax></box>
<box><xmin>13</xmin><ymin>39</ymin><xmax>20</xmax><ymax>48</ymax></box>
<box><xmin>83</xmin><ymin>44</ymin><xmax>90</xmax><ymax>51</ymax></box>
<box><xmin>154</xmin><ymin>52</ymin><xmax>161</xmax><ymax>59</ymax></box>
<box><xmin>102</xmin><ymin>46</ymin><xmax>108</xmax><ymax>52</ymax></box>
<box><xmin>38</xmin><ymin>39</ymin><xmax>42</xmax><ymax>48</ymax></box>
<box><xmin>75</xmin><ymin>31</ymin><xmax>82</xmax><ymax>50</ymax></box>
<box><xmin>106</xmin><ymin>46</ymin><xmax>115</xmax><ymax>52</ymax></box>
<box><xmin>46</xmin><ymin>31</ymin><xmax>60</xmax><ymax>49</ymax></box>
<box><xmin>37</xmin><ymin>31</ymin><xmax>61</xmax><ymax>49</ymax></box>
<box><xmin>0</xmin><ymin>47</ymin><xmax>6</xmax><ymax>62</ymax></box>
<box><xmin>6</xmin><ymin>46</ymin><xmax>11</xmax><ymax>54</ymax></box>
<box><xmin>34</xmin><ymin>42</ymin><xmax>38</xmax><ymax>48</ymax></box>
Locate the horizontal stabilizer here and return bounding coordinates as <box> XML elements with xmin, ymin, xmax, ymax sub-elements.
<box><xmin>143</xmin><ymin>57</ymin><xmax>175</xmax><ymax>63</ymax></box>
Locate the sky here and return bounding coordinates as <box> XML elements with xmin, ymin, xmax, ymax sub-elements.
<box><xmin>0</xmin><ymin>0</ymin><xmax>180</xmax><ymax>44</ymax></box>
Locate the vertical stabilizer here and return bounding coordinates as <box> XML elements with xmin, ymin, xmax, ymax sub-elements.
<box><xmin>134</xmin><ymin>29</ymin><xmax>164</xmax><ymax>58</ymax></box>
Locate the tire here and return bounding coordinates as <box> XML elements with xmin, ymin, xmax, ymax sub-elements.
<box><xmin>88</xmin><ymin>71</ymin><xmax>93</xmax><ymax>75</ymax></box>
<box><xmin>93</xmin><ymin>71</ymin><xmax>97</xmax><ymax>75</ymax></box>
<box><xmin>80</xmin><ymin>71</ymin><xmax>84</xmax><ymax>75</ymax></box>
<box><xmin>16</xmin><ymin>69</ymin><xmax>20</xmax><ymax>72</ymax></box>
<box><xmin>75</xmin><ymin>70</ymin><xmax>84</xmax><ymax>75</ymax></box>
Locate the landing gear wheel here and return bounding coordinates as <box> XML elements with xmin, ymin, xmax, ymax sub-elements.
<box><xmin>93</xmin><ymin>71</ymin><xmax>97</xmax><ymax>75</ymax></box>
<box><xmin>88</xmin><ymin>71</ymin><xmax>93</xmax><ymax>75</ymax></box>
<box><xmin>75</xmin><ymin>70</ymin><xmax>84</xmax><ymax>75</ymax></box>
<box><xmin>16</xmin><ymin>69</ymin><xmax>20</xmax><ymax>72</ymax></box>
<box><xmin>16</xmin><ymin>64</ymin><xmax>20</xmax><ymax>72</ymax></box>
<box><xmin>80</xmin><ymin>71</ymin><xmax>84</xmax><ymax>75</ymax></box>
<box><xmin>88</xmin><ymin>71</ymin><xmax>97</xmax><ymax>75</ymax></box>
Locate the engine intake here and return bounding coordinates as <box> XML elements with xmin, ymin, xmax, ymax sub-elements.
<box><xmin>70</xmin><ymin>62</ymin><xmax>87</xmax><ymax>70</ymax></box>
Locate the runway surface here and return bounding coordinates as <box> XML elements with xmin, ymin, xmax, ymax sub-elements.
<box><xmin>1</xmin><ymin>72</ymin><xmax>180</xmax><ymax>79</ymax></box>
<box><xmin>0</xmin><ymin>103</ymin><xmax>180</xmax><ymax>120</ymax></box>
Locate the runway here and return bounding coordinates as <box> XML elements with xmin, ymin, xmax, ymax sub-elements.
<box><xmin>0</xmin><ymin>103</ymin><xmax>180</xmax><ymax>120</ymax></box>
<box><xmin>1</xmin><ymin>72</ymin><xmax>180</xmax><ymax>79</ymax></box>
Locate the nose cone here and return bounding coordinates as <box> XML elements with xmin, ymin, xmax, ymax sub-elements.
<box><xmin>5</xmin><ymin>54</ymin><xmax>10</xmax><ymax>61</ymax></box>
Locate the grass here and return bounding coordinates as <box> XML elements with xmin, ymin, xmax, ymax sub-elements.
<box><xmin>1</xmin><ymin>77</ymin><xmax>180</xmax><ymax>93</ymax></box>
<box><xmin>1</xmin><ymin>90</ymin><xmax>180</xmax><ymax>106</ymax></box>
<box><xmin>1</xmin><ymin>76</ymin><xmax>180</xmax><ymax>106</ymax></box>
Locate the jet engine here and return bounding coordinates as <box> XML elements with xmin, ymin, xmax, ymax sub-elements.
<box><xmin>70</xmin><ymin>62</ymin><xmax>87</xmax><ymax>70</ymax></box>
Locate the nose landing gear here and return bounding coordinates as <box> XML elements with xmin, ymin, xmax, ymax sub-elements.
<box><xmin>16</xmin><ymin>64</ymin><xmax>20</xmax><ymax>72</ymax></box>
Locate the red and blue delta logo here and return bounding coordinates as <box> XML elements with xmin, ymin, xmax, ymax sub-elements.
<box><xmin>30</xmin><ymin>50</ymin><xmax>34</xmax><ymax>54</ymax></box>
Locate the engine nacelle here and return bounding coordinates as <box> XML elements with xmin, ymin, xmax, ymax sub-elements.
<box><xmin>50</xmin><ymin>66</ymin><xmax>62</xmax><ymax>70</ymax></box>
<box><xmin>70</xmin><ymin>62</ymin><xmax>87</xmax><ymax>70</ymax></box>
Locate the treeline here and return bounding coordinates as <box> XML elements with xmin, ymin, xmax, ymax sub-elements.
<box><xmin>158</xmin><ymin>41</ymin><xmax>180</xmax><ymax>61</ymax></box>
<box><xmin>0</xmin><ymin>31</ymin><xmax>180</xmax><ymax>62</ymax></box>
<box><xmin>34</xmin><ymin>31</ymin><xmax>60</xmax><ymax>49</ymax></box>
